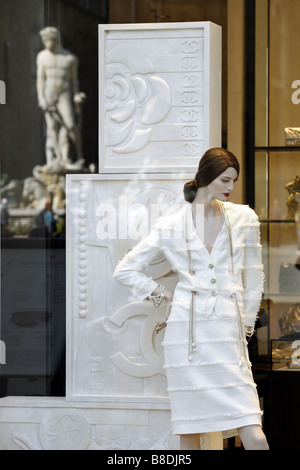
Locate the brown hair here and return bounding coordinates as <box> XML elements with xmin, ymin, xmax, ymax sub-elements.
<box><xmin>183</xmin><ymin>147</ymin><xmax>240</xmax><ymax>203</ymax></box>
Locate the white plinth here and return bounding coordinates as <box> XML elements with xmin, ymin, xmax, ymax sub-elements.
<box><xmin>0</xmin><ymin>396</ymin><xmax>226</xmax><ymax>450</ymax></box>
<box><xmin>99</xmin><ymin>22</ymin><xmax>221</xmax><ymax>173</ymax></box>
<box><xmin>66</xmin><ymin>173</ymin><xmax>192</xmax><ymax>402</ymax></box>
<box><xmin>0</xmin><ymin>396</ymin><xmax>177</xmax><ymax>450</ymax></box>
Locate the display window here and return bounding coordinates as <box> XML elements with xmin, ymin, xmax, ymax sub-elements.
<box><xmin>0</xmin><ymin>0</ymin><xmax>299</xmax><ymax>451</ymax></box>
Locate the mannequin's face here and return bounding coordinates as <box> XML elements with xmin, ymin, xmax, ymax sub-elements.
<box><xmin>207</xmin><ymin>167</ymin><xmax>238</xmax><ymax>201</ymax></box>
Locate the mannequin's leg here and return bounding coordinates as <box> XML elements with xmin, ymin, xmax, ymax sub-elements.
<box><xmin>238</xmin><ymin>425</ymin><xmax>269</xmax><ymax>450</ymax></box>
<box><xmin>180</xmin><ymin>433</ymin><xmax>201</xmax><ymax>450</ymax></box>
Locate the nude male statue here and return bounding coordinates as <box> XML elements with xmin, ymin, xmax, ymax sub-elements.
<box><xmin>36</xmin><ymin>27</ymin><xmax>86</xmax><ymax>167</ymax></box>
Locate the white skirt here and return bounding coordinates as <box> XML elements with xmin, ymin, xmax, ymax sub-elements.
<box><xmin>163</xmin><ymin>303</ymin><xmax>263</xmax><ymax>435</ymax></box>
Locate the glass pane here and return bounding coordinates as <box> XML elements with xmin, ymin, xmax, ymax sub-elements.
<box><xmin>110</xmin><ymin>0</ymin><xmax>228</xmax><ymax>146</ymax></box>
<box><xmin>267</xmin><ymin>152</ymin><xmax>300</xmax><ymax>341</ymax></box>
<box><xmin>269</xmin><ymin>151</ymin><xmax>300</xmax><ymax>222</ymax></box>
<box><xmin>1</xmin><ymin>239</ymin><xmax>66</xmax><ymax>397</ymax></box>
<box><xmin>269</xmin><ymin>0</ymin><xmax>300</xmax><ymax>146</ymax></box>
<box><xmin>0</xmin><ymin>0</ymin><xmax>108</xmax><ymax>398</ymax></box>
<box><xmin>255</xmin><ymin>151</ymin><xmax>269</xmax><ymax>219</ymax></box>
<box><xmin>255</xmin><ymin>0</ymin><xmax>269</xmax><ymax>147</ymax></box>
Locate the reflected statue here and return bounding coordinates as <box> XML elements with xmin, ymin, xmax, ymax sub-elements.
<box><xmin>22</xmin><ymin>174</ymin><xmax>47</xmax><ymax>210</ymax></box>
<box><xmin>36</xmin><ymin>27</ymin><xmax>86</xmax><ymax>169</ymax></box>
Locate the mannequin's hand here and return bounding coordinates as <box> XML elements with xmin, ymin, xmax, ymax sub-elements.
<box><xmin>245</xmin><ymin>325</ymin><xmax>254</xmax><ymax>338</ymax></box>
<box><xmin>155</xmin><ymin>291</ymin><xmax>173</xmax><ymax>334</ymax></box>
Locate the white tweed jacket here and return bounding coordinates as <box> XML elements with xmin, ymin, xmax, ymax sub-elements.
<box><xmin>113</xmin><ymin>202</ymin><xmax>264</xmax><ymax>329</ymax></box>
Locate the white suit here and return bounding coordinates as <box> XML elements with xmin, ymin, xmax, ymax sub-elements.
<box><xmin>114</xmin><ymin>201</ymin><xmax>264</xmax><ymax>434</ymax></box>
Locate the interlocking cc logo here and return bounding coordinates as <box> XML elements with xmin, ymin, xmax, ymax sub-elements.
<box><xmin>110</xmin><ymin>302</ymin><xmax>165</xmax><ymax>377</ymax></box>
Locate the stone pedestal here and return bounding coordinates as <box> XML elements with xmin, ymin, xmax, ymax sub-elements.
<box><xmin>0</xmin><ymin>397</ymin><xmax>177</xmax><ymax>450</ymax></box>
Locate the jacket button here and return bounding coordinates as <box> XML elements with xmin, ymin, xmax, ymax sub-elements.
<box><xmin>211</xmin><ymin>278</ymin><xmax>216</xmax><ymax>284</ymax></box>
<box><xmin>209</xmin><ymin>264</ymin><xmax>214</xmax><ymax>269</ymax></box>
<box><xmin>211</xmin><ymin>291</ymin><xmax>217</xmax><ymax>297</ymax></box>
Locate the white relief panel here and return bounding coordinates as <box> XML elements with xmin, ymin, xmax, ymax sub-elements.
<box><xmin>66</xmin><ymin>173</ymin><xmax>193</xmax><ymax>402</ymax></box>
<box><xmin>0</xmin><ymin>397</ymin><xmax>179</xmax><ymax>450</ymax></box>
<box><xmin>99</xmin><ymin>22</ymin><xmax>222</xmax><ymax>173</ymax></box>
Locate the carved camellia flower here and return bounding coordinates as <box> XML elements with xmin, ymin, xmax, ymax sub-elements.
<box><xmin>105</xmin><ymin>45</ymin><xmax>172</xmax><ymax>154</ymax></box>
<box><xmin>39</xmin><ymin>410</ymin><xmax>91</xmax><ymax>450</ymax></box>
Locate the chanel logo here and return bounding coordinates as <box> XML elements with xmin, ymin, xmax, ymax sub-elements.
<box><xmin>182</xmin><ymin>40</ymin><xmax>201</xmax><ymax>54</ymax></box>
<box><xmin>181</xmin><ymin>57</ymin><xmax>199</xmax><ymax>70</ymax></box>
<box><xmin>181</xmin><ymin>108</ymin><xmax>200</xmax><ymax>122</ymax></box>
<box><xmin>182</xmin><ymin>126</ymin><xmax>198</xmax><ymax>138</ymax></box>
<box><xmin>110</xmin><ymin>303</ymin><xmax>164</xmax><ymax>378</ymax></box>
<box><xmin>181</xmin><ymin>91</ymin><xmax>199</xmax><ymax>104</ymax></box>
<box><xmin>181</xmin><ymin>75</ymin><xmax>199</xmax><ymax>88</ymax></box>
<box><xmin>182</xmin><ymin>142</ymin><xmax>201</xmax><ymax>156</ymax></box>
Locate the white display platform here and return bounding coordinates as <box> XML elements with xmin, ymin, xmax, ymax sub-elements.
<box><xmin>0</xmin><ymin>396</ymin><xmax>223</xmax><ymax>450</ymax></box>
<box><xmin>0</xmin><ymin>397</ymin><xmax>177</xmax><ymax>450</ymax></box>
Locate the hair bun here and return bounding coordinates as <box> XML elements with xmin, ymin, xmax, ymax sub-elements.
<box><xmin>183</xmin><ymin>179</ymin><xmax>198</xmax><ymax>203</ymax></box>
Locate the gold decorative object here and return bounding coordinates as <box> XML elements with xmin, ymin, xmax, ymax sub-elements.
<box><xmin>285</xmin><ymin>127</ymin><xmax>300</xmax><ymax>146</ymax></box>
<box><xmin>284</xmin><ymin>175</ymin><xmax>300</xmax><ymax>219</ymax></box>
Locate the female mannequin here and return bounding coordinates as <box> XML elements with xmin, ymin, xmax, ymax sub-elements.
<box><xmin>114</xmin><ymin>148</ymin><xmax>269</xmax><ymax>450</ymax></box>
